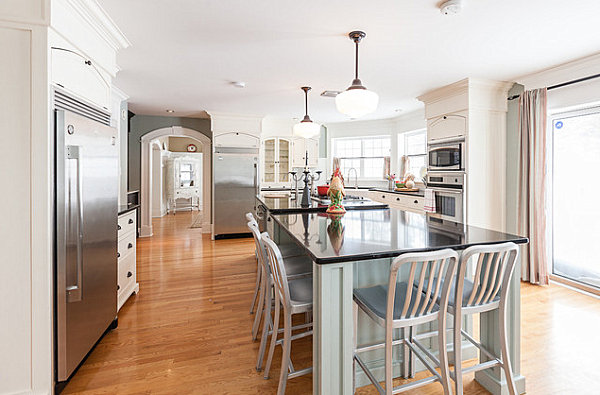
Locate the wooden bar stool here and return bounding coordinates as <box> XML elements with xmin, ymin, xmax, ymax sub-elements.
<box><xmin>262</xmin><ymin>234</ymin><xmax>313</xmax><ymax>395</ymax></box>
<box><xmin>353</xmin><ymin>249</ymin><xmax>458</xmax><ymax>395</ymax></box>
<box><xmin>448</xmin><ymin>242</ymin><xmax>520</xmax><ymax>395</ymax></box>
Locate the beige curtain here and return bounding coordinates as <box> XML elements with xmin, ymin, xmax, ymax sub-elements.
<box><xmin>517</xmin><ymin>88</ymin><xmax>549</xmax><ymax>285</ymax></box>
<box><xmin>399</xmin><ymin>155</ymin><xmax>410</xmax><ymax>178</ymax></box>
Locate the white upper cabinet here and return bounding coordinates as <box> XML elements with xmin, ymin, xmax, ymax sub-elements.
<box><xmin>292</xmin><ymin>138</ymin><xmax>319</xmax><ymax>168</ymax></box>
<box><xmin>51</xmin><ymin>47</ymin><xmax>111</xmax><ymax>111</ymax></box>
<box><xmin>214</xmin><ymin>131</ymin><xmax>260</xmax><ymax>148</ymax></box>
<box><xmin>263</xmin><ymin>137</ymin><xmax>291</xmax><ymax>186</ymax></box>
<box><xmin>427</xmin><ymin>112</ymin><xmax>467</xmax><ymax>142</ymax></box>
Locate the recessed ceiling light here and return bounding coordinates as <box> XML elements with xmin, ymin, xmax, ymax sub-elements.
<box><xmin>395</xmin><ymin>108</ymin><xmax>403</xmax><ymax>113</ymax></box>
<box><xmin>232</xmin><ymin>81</ymin><xmax>246</xmax><ymax>88</ymax></box>
<box><xmin>166</xmin><ymin>109</ymin><xmax>175</xmax><ymax>113</ymax></box>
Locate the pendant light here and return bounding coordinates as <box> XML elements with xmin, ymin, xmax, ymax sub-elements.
<box><xmin>293</xmin><ymin>86</ymin><xmax>321</xmax><ymax>138</ymax></box>
<box><xmin>335</xmin><ymin>31</ymin><xmax>379</xmax><ymax>118</ymax></box>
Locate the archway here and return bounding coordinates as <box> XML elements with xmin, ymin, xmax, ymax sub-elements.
<box><xmin>140</xmin><ymin>126</ymin><xmax>211</xmax><ymax>237</ymax></box>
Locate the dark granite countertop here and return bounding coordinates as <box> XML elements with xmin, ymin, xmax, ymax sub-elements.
<box><xmin>256</xmin><ymin>194</ymin><xmax>388</xmax><ymax>214</ymax></box>
<box><xmin>369</xmin><ymin>187</ymin><xmax>425</xmax><ymax>197</ymax></box>
<box><xmin>118</xmin><ymin>203</ymin><xmax>139</xmax><ymax>216</ymax></box>
<box><xmin>271</xmin><ymin>208</ymin><xmax>528</xmax><ymax>264</ymax></box>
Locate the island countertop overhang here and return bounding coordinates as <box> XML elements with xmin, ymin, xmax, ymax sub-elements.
<box><xmin>270</xmin><ymin>208</ymin><xmax>528</xmax><ymax>264</ymax></box>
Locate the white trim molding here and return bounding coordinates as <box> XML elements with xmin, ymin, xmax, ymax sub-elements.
<box><xmin>140</xmin><ymin>127</ymin><xmax>212</xmax><ymax>236</ymax></box>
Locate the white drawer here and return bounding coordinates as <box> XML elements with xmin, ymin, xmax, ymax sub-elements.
<box><xmin>370</xmin><ymin>191</ymin><xmax>394</xmax><ymax>203</ymax></box>
<box><xmin>117</xmin><ymin>232</ymin><xmax>136</xmax><ymax>261</ymax></box>
<box><xmin>117</xmin><ymin>252</ymin><xmax>136</xmax><ymax>298</ymax></box>
<box><xmin>118</xmin><ymin>210</ymin><xmax>136</xmax><ymax>238</ymax></box>
<box><xmin>394</xmin><ymin>195</ymin><xmax>424</xmax><ymax>213</ymax></box>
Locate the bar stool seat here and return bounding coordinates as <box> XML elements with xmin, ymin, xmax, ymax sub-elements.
<box><xmin>288</xmin><ymin>277</ymin><xmax>312</xmax><ymax>307</ymax></box>
<box><xmin>354</xmin><ymin>283</ymin><xmax>440</xmax><ymax>325</ymax></box>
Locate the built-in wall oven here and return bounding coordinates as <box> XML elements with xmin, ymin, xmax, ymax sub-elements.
<box><xmin>426</xmin><ymin>171</ymin><xmax>464</xmax><ymax>223</ymax></box>
<box><xmin>428</xmin><ymin>137</ymin><xmax>464</xmax><ymax>171</ymax></box>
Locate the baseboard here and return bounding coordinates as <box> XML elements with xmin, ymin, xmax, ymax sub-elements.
<box><xmin>475</xmin><ymin>370</ymin><xmax>526</xmax><ymax>395</ymax></box>
<box><xmin>139</xmin><ymin>224</ymin><xmax>153</xmax><ymax>237</ymax></box>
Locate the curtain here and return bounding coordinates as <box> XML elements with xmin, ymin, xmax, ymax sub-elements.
<box><xmin>399</xmin><ymin>155</ymin><xmax>410</xmax><ymax>178</ymax></box>
<box><xmin>517</xmin><ymin>88</ymin><xmax>549</xmax><ymax>285</ymax></box>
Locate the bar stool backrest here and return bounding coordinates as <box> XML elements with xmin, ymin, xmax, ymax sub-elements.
<box><xmin>388</xmin><ymin>249</ymin><xmax>458</xmax><ymax>323</ymax></box>
<box><xmin>458</xmin><ymin>242</ymin><xmax>519</xmax><ymax>310</ymax></box>
<box><xmin>262</xmin><ymin>234</ymin><xmax>291</xmax><ymax>310</ymax></box>
<box><xmin>247</xmin><ymin>221</ymin><xmax>268</xmax><ymax>273</ymax></box>
<box><xmin>246</xmin><ymin>212</ymin><xmax>258</xmax><ymax>227</ymax></box>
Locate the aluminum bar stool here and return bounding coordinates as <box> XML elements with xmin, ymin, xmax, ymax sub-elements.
<box><xmin>246</xmin><ymin>212</ymin><xmax>303</xmax><ymax>315</ymax></box>
<box><xmin>247</xmin><ymin>222</ymin><xmax>312</xmax><ymax>372</ymax></box>
<box><xmin>353</xmin><ymin>249</ymin><xmax>458</xmax><ymax>395</ymax></box>
<box><xmin>262</xmin><ymin>235</ymin><xmax>313</xmax><ymax>395</ymax></box>
<box><xmin>447</xmin><ymin>242</ymin><xmax>520</xmax><ymax>395</ymax></box>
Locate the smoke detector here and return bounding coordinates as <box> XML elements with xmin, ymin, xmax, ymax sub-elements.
<box><xmin>440</xmin><ymin>0</ymin><xmax>462</xmax><ymax>15</ymax></box>
<box><xmin>231</xmin><ymin>81</ymin><xmax>246</xmax><ymax>88</ymax></box>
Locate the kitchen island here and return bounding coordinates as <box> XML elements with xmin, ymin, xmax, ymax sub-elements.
<box><xmin>268</xmin><ymin>208</ymin><xmax>528</xmax><ymax>395</ymax></box>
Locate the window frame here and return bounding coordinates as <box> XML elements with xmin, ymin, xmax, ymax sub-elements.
<box><xmin>398</xmin><ymin>128</ymin><xmax>427</xmax><ymax>181</ymax></box>
<box><xmin>331</xmin><ymin>135</ymin><xmax>391</xmax><ymax>181</ymax></box>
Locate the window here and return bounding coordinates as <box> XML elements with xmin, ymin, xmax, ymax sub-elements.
<box><xmin>551</xmin><ymin>107</ymin><xmax>600</xmax><ymax>289</ymax></box>
<box><xmin>398</xmin><ymin>129</ymin><xmax>426</xmax><ymax>180</ymax></box>
<box><xmin>332</xmin><ymin>136</ymin><xmax>391</xmax><ymax>179</ymax></box>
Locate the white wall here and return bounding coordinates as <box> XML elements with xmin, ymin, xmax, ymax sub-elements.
<box><xmin>323</xmin><ymin>110</ymin><xmax>426</xmax><ymax>186</ymax></box>
<box><xmin>151</xmin><ymin>146</ymin><xmax>164</xmax><ymax>217</ymax></box>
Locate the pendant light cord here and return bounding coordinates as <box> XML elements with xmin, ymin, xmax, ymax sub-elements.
<box><xmin>354</xmin><ymin>40</ymin><xmax>359</xmax><ymax>80</ymax></box>
<box><xmin>304</xmin><ymin>89</ymin><xmax>309</xmax><ymax>117</ymax></box>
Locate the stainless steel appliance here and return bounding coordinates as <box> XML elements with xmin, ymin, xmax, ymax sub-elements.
<box><xmin>213</xmin><ymin>145</ymin><xmax>260</xmax><ymax>239</ymax></box>
<box><xmin>428</xmin><ymin>137</ymin><xmax>465</xmax><ymax>171</ymax></box>
<box><xmin>54</xmin><ymin>92</ymin><xmax>118</xmax><ymax>382</ymax></box>
<box><xmin>426</xmin><ymin>171</ymin><xmax>465</xmax><ymax>222</ymax></box>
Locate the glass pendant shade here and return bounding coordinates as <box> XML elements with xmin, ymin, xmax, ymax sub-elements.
<box><xmin>293</xmin><ymin>118</ymin><xmax>321</xmax><ymax>138</ymax></box>
<box><xmin>293</xmin><ymin>86</ymin><xmax>320</xmax><ymax>138</ymax></box>
<box><xmin>335</xmin><ymin>87</ymin><xmax>379</xmax><ymax>118</ymax></box>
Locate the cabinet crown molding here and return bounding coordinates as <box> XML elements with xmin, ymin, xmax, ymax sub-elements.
<box><xmin>59</xmin><ymin>0</ymin><xmax>131</xmax><ymax>51</ymax></box>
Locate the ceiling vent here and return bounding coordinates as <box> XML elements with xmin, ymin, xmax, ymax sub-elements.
<box><xmin>320</xmin><ymin>90</ymin><xmax>341</xmax><ymax>98</ymax></box>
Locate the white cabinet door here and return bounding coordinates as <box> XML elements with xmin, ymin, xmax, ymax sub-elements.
<box><xmin>292</xmin><ymin>138</ymin><xmax>319</xmax><ymax>168</ymax></box>
<box><xmin>263</xmin><ymin>137</ymin><xmax>292</xmax><ymax>186</ymax></box>
<box><xmin>51</xmin><ymin>47</ymin><xmax>111</xmax><ymax>110</ymax></box>
<box><xmin>428</xmin><ymin>113</ymin><xmax>467</xmax><ymax>142</ymax></box>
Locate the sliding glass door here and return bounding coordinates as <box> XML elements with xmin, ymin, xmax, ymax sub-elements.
<box><xmin>551</xmin><ymin>107</ymin><xmax>600</xmax><ymax>289</ymax></box>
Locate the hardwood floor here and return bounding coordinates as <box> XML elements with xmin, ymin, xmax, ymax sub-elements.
<box><xmin>62</xmin><ymin>212</ymin><xmax>600</xmax><ymax>394</ymax></box>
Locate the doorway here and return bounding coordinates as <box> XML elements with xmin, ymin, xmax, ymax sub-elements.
<box><xmin>140</xmin><ymin>127</ymin><xmax>211</xmax><ymax>237</ymax></box>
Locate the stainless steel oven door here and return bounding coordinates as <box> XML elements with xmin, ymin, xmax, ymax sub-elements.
<box><xmin>429</xmin><ymin>187</ymin><xmax>464</xmax><ymax>223</ymax></box>
<box><xmin>428</xmin><ymin>143</ymin><xmax>463</xmax><ymax>171</ymax></box>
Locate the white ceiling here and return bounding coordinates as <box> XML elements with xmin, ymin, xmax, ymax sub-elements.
<box><xmin>99</xmin><ymin>0</ymin><xmax>600</xmax><ymax>122</ymax></box>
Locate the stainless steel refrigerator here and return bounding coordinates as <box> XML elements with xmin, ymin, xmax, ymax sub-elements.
<box><xmin>54</xmin><ymin>99</ymin><xmax>119</xmax><ymax>382</ymax></box>
<box><xmin>212</xmin><ymin>146</ymin><xmax>259</xmax><ymax>239</ymax></box>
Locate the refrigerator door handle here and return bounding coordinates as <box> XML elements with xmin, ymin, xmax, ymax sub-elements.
<box><xmin>254</xmin><ymin>162</ymin><xmax>258</xmax><ymax>194</ymax></box>
<box><xmin>66</xmin><ymin>145</ymin><xmax>83</xmax><ymax>302</ymax></box>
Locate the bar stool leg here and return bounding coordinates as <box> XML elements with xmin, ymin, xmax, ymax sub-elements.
<box><xmin>453</xmin><ymin>308</ymin><xmax>463</xmax><ymax>395</ymax></box>
<box><xmin>251</xmin><ymin>269</ymin><xmax>266</xmax><ymax>340</ymax></box>
<box><xmin>500</xmin><ymin>299</ymin><xmax>518</xmax><ymax>395</ymax></box>
<box><xmin>263</xmin><ymin>296</ymin><xmax>281</xmax><ymax>379</ymax></box>
<box><xmin>249</xmin><ymin>258</ymin><xmax>261</xmax><ymax>314</ymax></box>
<box><xmin>385</xmin><ymin>326</ymin><xmax>393</xmax><ymax>395</ymax></box>
<box><xmin>438</xmin><ymin>311</ymin><xmax>452</xmax><ymax>395</ymax></box>
<box><xmin>408</xmin><ymin>326</ymin><xmax>415</xmax><ymax>378</ymax></box>
<box><xmin>256</xmin><ymin>277</ymin><xmax>272</xmax><ymax>370</ymax></box>
<box><xmin>277</xmin><ymin>311</ymin><xmax>293</xmax><ymax>395</ymax></box>
<box><xmin>401</xmin><ymin>327</ymin><xmax>409</xmax><ymax>379</ymax></box>
<box><xmin>353</xmin><ymin>302</ymin><xmax>358</xmax><ymax>393</ymax></box>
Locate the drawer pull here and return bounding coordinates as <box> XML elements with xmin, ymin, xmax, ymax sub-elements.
<box><xmin>128</xmin><ymin>218</ymin><xmax>134</xmax><ymax>224</ymax></box>
<box><xmin>128</xmin><ymin>243</ymin><xmax>133</xmax><ymax>249</ymax></box>
<box><xmin>396</xmin><ymin>198</ymin><xmax>400</xmax><ymax>201</ymax></box>
<box><xmin>117</xmin><ymin>252</ymin><xmax>120</xmax><ymax>258</ymax></box>
<box><xmin>414</xmin><ymin>200</ymin><xmax>418</xmax><ymax>204</ymax></box>
<box><xmin>117</xmin><ymin>225</ymin><xmax>122</xmax><ymax>230</ymax></box>
<box><xmin>382</xmin><ymin>195</ymin><xmax>385</xmax><ymax>199</ymax></box>
<box><xmin>117</xmin><ymin>284</ymin><xmax>120</xmax><ymax>291</ymax></box>
<box><xmin>127</xmin><ymin>271</ymin><xmax>132</xmax><ymax>278</ymax></box>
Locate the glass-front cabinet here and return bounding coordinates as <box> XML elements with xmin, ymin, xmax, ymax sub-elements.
<box><xmin>263</xmin><ymin>137</ymin><xmax>291</xmax><ymax>186</ymax></box>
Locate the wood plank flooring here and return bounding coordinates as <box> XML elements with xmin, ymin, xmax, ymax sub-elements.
<box><xmin>62</xmin><ymin>212</ymin><xmax>600</xmax><ymax>394</ymax></box>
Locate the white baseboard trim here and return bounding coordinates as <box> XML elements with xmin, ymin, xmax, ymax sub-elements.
<box><xmin>475</xmin><ymin>370</ymin><xmax>526</xmax><ymax>395</ymax></box>
<box><xmin>140</xmin><ymin>224</ymin><xmax>153</xmax><ymax>237</ymax></box>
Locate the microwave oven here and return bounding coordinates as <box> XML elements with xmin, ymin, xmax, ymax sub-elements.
<box><xmin>428</xmin><ymin>138</ymin><xmax>464</xmax><ymax>171</ymax></box>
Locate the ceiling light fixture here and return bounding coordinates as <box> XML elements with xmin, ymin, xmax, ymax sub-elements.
<box><xmin>166</xmin><ymin>109</ymin><xmax>175</xmax><ymax>113</ymax></box>
<box><xmin>232</xmin><ymin>81</ymin><xmax>246</xmax><ymax>88</ymax></box>
<box><xmin>335</xmin><ymin>31</ymin><xmax>379</xmax><ymax>118</ymax></box>
<box><xmin>440</xmin><ymin>0</ymin><xmax>462</xmax><ymax>15</ymax></box>
<box><xmin>293</xmin><ymin>86</ymin><xmax>321</xmax><ymax>139</ymax></box>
